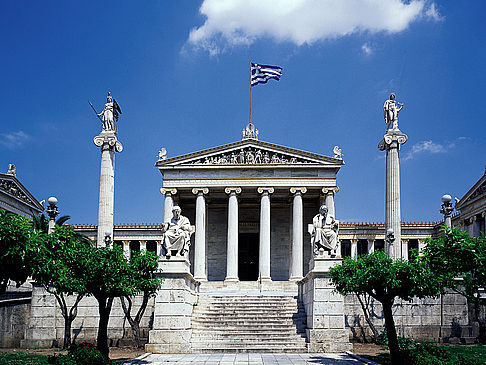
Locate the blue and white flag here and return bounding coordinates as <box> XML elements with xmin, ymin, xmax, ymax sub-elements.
<box><xmin>251</xmin><ymin>62</ymin><xmax>283</xmax><ymax>87</ymax></box>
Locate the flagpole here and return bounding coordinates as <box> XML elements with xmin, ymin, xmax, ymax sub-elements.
<box><xmin>249</xmin><ymin>60</ymin><xmax>252</xmax><ymax>124</ymax></box>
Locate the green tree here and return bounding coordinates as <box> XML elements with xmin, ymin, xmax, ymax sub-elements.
<box><xmin>75</xmin><ymin>244</ymin><xmax>137</xmax><ymax>358</ymax></box>
<box><xmin>0</xmin><ymin>209</ymin><xmax>37</xmax><ymax>293</ymax></box>
<box><xmin>329</xmin><ymin>251</ymin><xmax>443</xmax><ymax>365</ymax></box>
<box><xmin>32</xmin><ymin>212</ymin><xmax>71</xmax><ymax>233</ymax></box>
<box><xmin>120</xmin><ymin>251</ymin><xmax>162</xmax><ymax>347</ymax></box>
<box><xmin>423</xmin><ymin>226</ymin><xmax>486</xmax><ymax>343</ymax></box>
<box><xmin>31</xmin><ymin>226</ymin><xmax>92</xmax><ymax>348</ymax></box>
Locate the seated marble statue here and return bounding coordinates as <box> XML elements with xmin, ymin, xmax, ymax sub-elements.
<box><xmin>162</xmin><ymin>206</ymin><xmax>194</xmax><ymax>257</ymax></box>
<box><xmin>310</xmin><ymin>205</ymin><xmax>339</xmax><ymax>255</ymax></box>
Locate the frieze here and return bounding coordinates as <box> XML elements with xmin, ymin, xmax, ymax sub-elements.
<box><xmin>0</xmin><ymin>177</ymin><xmax>36</xmax><ymax>206</ymax></box>
<box><xmin>465</xmin><ymin>180</ymin><xmax>486</xmax><ymax>204</ymax></box>
<box><xmin>187</xmin><ymin>147</ymin><xmax>313</xmax><ymax>165</ymax></box>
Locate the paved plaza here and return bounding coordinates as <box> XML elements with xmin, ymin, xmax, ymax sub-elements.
<box><xmin>125</xmin><ymin>352</ymin><xmax>369</xmax><ymax>365</ymax></box>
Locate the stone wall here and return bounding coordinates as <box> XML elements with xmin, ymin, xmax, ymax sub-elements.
<box><xmin>0</xmin><ymin>296</ymin><xmax>31</xmax><ymax>347</ymax></box>
<box><xmin>344</xmin><ymin>290</ymin><xmax>471</xmax><ymax>343</ymax></box>
<box><xmin>21</xmin><ymin>284</ymin><xmax>155</xmax><ymax>348</ymax></box>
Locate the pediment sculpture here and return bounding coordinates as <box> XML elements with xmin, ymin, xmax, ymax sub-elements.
<box><xmin>188</xmin><ymin>147</ymin><xmax>311</xmax><ymax>165</ymax></box>
<box><xmin>309</xmin><ymin>205</ymin><xmax>339</xmax><ymax>256</ymax></box>
<box><xmin>162</xmin><ymin>206</ymin><xmax>195</xmax><ymax>257</ymax></box>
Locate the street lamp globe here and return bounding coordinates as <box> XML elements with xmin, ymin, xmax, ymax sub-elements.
<box><xmin>441</xmin><ymin>194</ymin><xmax>452</xmax><ymax>204</ymax></box>
<box><xmin>48</xmin><ymin>196</ymin><xmax>58</xmax><ymax>206</ymax></box>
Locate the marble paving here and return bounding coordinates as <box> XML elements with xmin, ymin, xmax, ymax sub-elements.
<box><xmin>125</xmin><ymin>353</ymin><xmax>366</xmax><ymax>364</ymax></box>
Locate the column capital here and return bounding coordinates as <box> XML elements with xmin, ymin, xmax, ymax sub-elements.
<box><xmin>192</xmin><ymin>187</ymin><xmax>209</xmax><ymax>196</ymax></box>
<box><xmin>471</xmin><ymin>215</ymin><xmax>477</xmax><ymax>222</ymax></box>
<box><xmin>160</xmin><ymin>188</ymin><xmax>177</xmax><ymax>196</ymax></box>
<box><xmin>93</xmin><ymin>132</ymin><xmax>123</xmax><ymax>152</ymax></box>
<box><xmin>225</xmin><ymin>187</ymin><xmax>242</xmax><ymax>195</ymax></box>
<box><xmin>482</xmin><ymin>212</ymin><xmax>486</xmax><ymax>218</ymax></box>
<box><xmin>122</xmin><ymin>240</ymin><xmax>130</xmax><ymax>245</ymax></box>
<box><xmin>378</xmin><ymin>130</ymin><xmax>408</xmax><ymax>151</ymax></box>
<box><xmin>322</xmin><ymin>187</ymin><xmax>339</xmax><ymax>195</ymax></box>
<box><xmin>290</xmin><ymin>187</ymin><xmax>307</xmax><ymax>195</ymax></box>
<box><xmin>257</xmin><ymin>187</ymin><xmax>274</xmax><ymax>195</ymax></box>
<box><xmin>139</xmin><ymin>240</ymin><xmax>147</xmax><ymax>244</ymax></box>
<box><xmin>402</xmin><ymin>238</ymin><xmax>409</xmax><ymax>243</ymax></box>
<box><xmin>350</xmin><ymin>238</ymin><xmax>359</xmax><ymax>244</ymax></box>
<box><xmin>367</xmin><ymin>238</ymin><xmax>375</xmax><ymax>244</ymax></box>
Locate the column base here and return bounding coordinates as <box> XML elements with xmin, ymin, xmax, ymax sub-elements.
<box><xmin>289</xmin><ymin>275</ymin><xmax>304</xmax><ymax>281</ymax></box>
<box><xmin>193</xmin><ymin>276</ymin><xmax>207</xmax><ymax>282</ymax></box>
<box><xmin>224</xmin><ymin>277</ymin><xmax>239</xmax><ymax>284</ymax></box>
<box><xmin>259</xmin><ymin>277</ymin><xmax>272</xmax><ymax>283</ymax></box>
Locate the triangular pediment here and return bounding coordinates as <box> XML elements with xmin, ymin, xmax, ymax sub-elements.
<box><xmin>0</xmin><ymin>173</ymin><xmax>44</xmax><ymax>213</ymax></box>
<box><xmin>156</xmin><ymin>139</ymin><xmax>344</xmax><ymax>167</ymax></box>
<box><xmin>456</xmin><ymin>172</ymin><xmax>486</xmax><ymax>209</ymax></box>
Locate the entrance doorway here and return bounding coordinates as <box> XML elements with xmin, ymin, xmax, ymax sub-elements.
<box><xmin>238</xmin><ymin>233</ymin><xmax>259</xmax><ymax>281</ymax></box>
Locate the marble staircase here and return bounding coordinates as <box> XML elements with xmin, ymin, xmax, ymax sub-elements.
<box><xmin>190</xmin><ymin>294</ymin><xmax>308</xmax><ymax>353</ymax></box>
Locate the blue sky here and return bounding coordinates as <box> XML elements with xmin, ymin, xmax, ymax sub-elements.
<box><xmin>1</xmin><ymin>1</ymin><xmax>485</xmax><ymax>224</ymax></box>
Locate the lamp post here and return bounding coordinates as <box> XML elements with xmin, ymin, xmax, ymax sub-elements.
<box><xmin>45</xmin><ymin>196</ymin><xmax>59</xmax><ymax>234</ymax></box>
<box><xmin>440</xmin><ymin>194</ymin><xmax>454</xmax><ymax>228</ymax></box>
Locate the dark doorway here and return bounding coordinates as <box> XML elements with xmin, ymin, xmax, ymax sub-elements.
<box><xmin>238</xmin><ymin>233</ymin><xmax>259</xmax><ymax>281</ymax></box>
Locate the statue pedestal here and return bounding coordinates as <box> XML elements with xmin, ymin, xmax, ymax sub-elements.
<box><xmin>298</xmin><ymin>256</ymin><xmax>353</xmax><ymax>353</ymax></box>
<box><xmin>146</xmin><ymin>257</ymin><xmax>199</xmax><ymax>354</ymax></box>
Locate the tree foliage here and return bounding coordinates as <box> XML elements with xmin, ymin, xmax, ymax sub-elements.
<box><xmin>0</xmin><ymin>209</ymin><xmax>38</xmax><ymax>293</ymax></box>
<box><xmin>329</xmin><ymin>251</ymin><xmax>444</xmax><ymax>365</ymax></box>
<box><xmin>423</xmin><ymin>226</ymin><xmax>486</xmax><ymax>343</ymax></box>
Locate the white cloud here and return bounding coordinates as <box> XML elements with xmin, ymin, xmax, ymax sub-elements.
<box><xmin>362</xmin><ymin>43</ymin><xmax>373</xmax><ymax>55</ymax></box>
<box><xmin>403</xmin><ymin>140</ymin><xmax>452</xmax><ymax>161</ymax></box>
<box><xmin>188</xmin><ymin>0</ymin><xmax>441</xmax><ymax>54</ymax></box>
<box><xmin>425</xmin><ymin>3</ymin><xmax>444</xmax><ymax>22</ymax></box>
<box><xmin>0</xmin><ymin>131</ymin><xmax>30</xmax><ymax>149</ymax></box>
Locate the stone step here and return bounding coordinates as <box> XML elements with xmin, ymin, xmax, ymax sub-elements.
<box><xmin>192</xmin><ymin>314</ymin><xmax>305</xmax><ymax>321</ymax></box>
<box><xmin>191</xmin><ymin>333</ymin><xmax>306</xmax><ymax>340</ymax></box>
<box><xmin>197</xmin><ymin>304</ymin><xmax>301</xmax><ymax>310</ymax></box>
<box><xmin>191</xmin><ymin>325</ymin><xmax>304</xmax><ymax>331</ymax></box>
<box><xmin>190</xmin><ymin>344</ymin><xmax>308</xmax><ymax>353</ymax></box>
<box><xmin>192</xmin><ymin>318</ymin><xmax>305</xmax><ymax>324</ymax></box>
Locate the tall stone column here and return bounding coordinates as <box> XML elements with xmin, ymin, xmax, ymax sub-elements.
<box><xmin>160</xmin><ymin>188</ymin><xmax>177</xmax><ymax>222</ymax></box>
<box><xmin>258</xmin><ymin>187</ymin><xmax>274</xmax><ymax>282</ymax></box>
<box><xmin>140</xmin><ymin>240</ymin><xmax>147</xmax><ymax>253</ymax></box>
<box><xmin>94</xmin><ymin>131</ymin><xmax>123</xmax><ymax>246</ymax></box>
<box><xmin>350</xmin><ymin>239</ymin><xmax>358</xmax><ymax>260</ymax></box>
<box><xmin>402</xmin><ymin>239</ymin><xmax>409</xmax><ymax>261</ymax></box>
<box><xmin>378</xmin><ymin>129</ymin><xmax>407</xmax><ymax>258</ymax></box>
<box><xmin>122</xmin><ymin>240</ymin><xmax>130</xmax><ymax>259</ymax></box>
<box><xmin>192</xmin><ymin>188</ymin><xmax>209</xmax><ymax>281</ymax></box>
<box><xmin>225</xmin><ymin>187</ymin><xmax>241</xmax><ymax>283</ymax></box>
<box><xmin>367</xmin><ymin>239</ymin><xmax>375</xmax><ymax>254</ymax></box>
<box><xmin>322</xmin><ymin>187</ymin><xmax>339</xmax><ymax>217</ymax></box>
<box><xmin>290</xmin><ymin>187</ymin><xmax>307</xmax><ymax>280</ymax></box>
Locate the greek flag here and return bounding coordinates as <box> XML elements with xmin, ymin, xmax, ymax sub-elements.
<box><xmin>251</xmin><ymin>62</ymin><xmax>283</xmax><ymax>87</ymax></box>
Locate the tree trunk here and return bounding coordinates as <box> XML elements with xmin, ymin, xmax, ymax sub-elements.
<box><xmin>357</xmin><ymin>293</ymin><xmax>379</xmax><ymax>342</ymax></box>
<box><xmin>382</xmin><ymin>300</ymin><xmax>401</xmax><ymax>365</ymax></box>
<box><xmin>96</xmin><ymin>296</ymin><xmax>114</xmax><ymax>359</ymax></box>
<box><xmin>474</xmin><ymin>300</ymin><xmax>486</xmax><ymax>344</ymax></box>
<box><xmin>120</xmin><ymin>293</ymin><xmax>150</xmax><ymax>348</ymax></box>
<box><xmin>64</xmin><ymin>317</ymin><xmax>73</xmax><ymax>349</ymax></box>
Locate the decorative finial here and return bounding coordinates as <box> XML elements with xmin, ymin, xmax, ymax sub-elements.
<box><xmin>157</xmin><ymin>147</ymin><xmax>167</xmax><ymax>161</ymax></box>
<box><xmin>242</xmin><ymin>122</ymin><xmax>259</xmax><ymax>140</ymax></box>
<box><xmin>333</xmin><ymin>146</ymin><xmax>342</xmax><ymax>159</ymax></box>
<box><xmin>6</xmin><ymin>164</ymin><xmax>16</xmax><ymax>177</ymax></box>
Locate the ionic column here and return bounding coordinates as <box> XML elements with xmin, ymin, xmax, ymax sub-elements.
<box><xmin>140</xmin><ymin>240</ymin><xmax>147</xmax><ymax>253</ymax></box>
<box><xmin>290</xmin><ymin>187</ymin><xmax>307</xmax><ymax>280</ymax></box>
<box><xmin>483</xmin><ymin>212</ymin><xmax>486</xmax><ymax>235</ymax></box>
<box><xmin>225</xmin><ymin>187</ymin><xmax>241</xmax><ymax>283</ymax></box>
<box><xmin>401</xmin><ymin>239</ymin><xmax>409</xmax><ymax>261</ymax></box>
<box><xmin>351</xmin><ymin>239</ymin><xmax>358</xmax><ymax>260</ymax></box>
<box><xmin>94</xmin><ymin>132</ymin><xmax>123</xmax><ymax>246</ymax></box>
<box><xmin>378</xmin><ymin>130</ymin><xmax>407</xmax><ymax>259</ymax></box>
<box><xmin>160</xmin><ymin>188</ymin><xmax>177</xmax><ymax>222</ymax></box>
<box><xmin>322</xmin><ymin>187</ymin><xmax>339</xmax><ymax>217</ymax></box>
<box><xmin>122</xmin><ymin>240</ymin><xmax>130</xmax><ymax>259</ymax></box>
<box><xmin>367</xmin><ymin>239</ymin><xmax>375</xmax><ymax>254</ymax></box>
<box><xmin>156</xmin><ymin>240</ymin><xmax>163</xmax><ymax>257</ymax></box>
<box><xmin>192</xmin><ymin>188</ymin><xmax>209</xmax><ymax>281</ymax></box>
<box><xmin>258</xmin><ymin>187</ymin><xmax>274</xmax><ymax>282</ymax></box>
<box><xmin>418</xmin><ymin>239</ymin><xmax>426</xmax><ymax>255</ymax></box>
